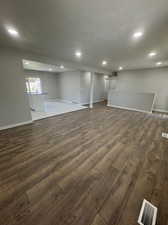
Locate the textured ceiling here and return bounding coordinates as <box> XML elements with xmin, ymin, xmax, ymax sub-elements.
<box><xmin>0</xmin><ymin>0</ymin><xmax>168</xmax><ymax>72</ymax></box>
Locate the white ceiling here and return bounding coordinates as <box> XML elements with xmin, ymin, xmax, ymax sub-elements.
<box><xmin>23</xmin><ymin>60</ymin><xmax>74</xmax><ymax>73</ymax></box>
<box><xmin>0</xmin><ymin>0</ymin><xmax>168</xmax><ymax>71</ymax></box>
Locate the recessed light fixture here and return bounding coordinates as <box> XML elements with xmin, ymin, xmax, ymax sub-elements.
<box><xmin>119</xmin><ymin>66</ymin><xmax>123</xmax><ymax>70</ymax></box>
<box><xmin>149</xmin><ymin>52</ymin><xmax>157</xmax><ymax>57</ymax></box>
<box><xmin>60</xmin><ymin>65</ymin><xmax>64</xmax><ymax>69</ymax></box>
<box><xmin>156</xmin><ymin>61</ymin><xmax>162</xmax><ymax>66</ymax></box>
<box><xmin>133</xmin><ymin>31</ymin><xmax>143</xmax><ymax>39</ymax></box>
<box><xmin>7</xmin><ymin>27</ymin><xmax>19</xmax><ymax>37</ymax></box>
<box><xmin>24</xmin><ymin>61</ymin><xmax>29</xmax><ymax>65</ymax></box>
<box><xmin>49</xmin><ymin>68</ymin><xmax>53</xmax><ymax>71</ymax></box>
<box><xmin>102</xmin><ymin>60</ymin><xmax>107</xmax><ymax>66</ymax></box>
<box><xmin>75</xmin><ymin>51</ymin><xmax>82</xmax><ymax>58</ymax></box>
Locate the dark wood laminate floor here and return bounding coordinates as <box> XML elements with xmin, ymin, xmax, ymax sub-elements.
<box><xmin>0</xmin><ymin>103</ymin><xmax>168</xmax><ymax>225</ymax></box>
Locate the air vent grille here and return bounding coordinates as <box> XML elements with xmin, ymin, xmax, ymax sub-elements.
<box><xmin>162</xmin><ymin>132</ymin><xmax>168</xmax><ymax>139</ymax></box>
<box><xmin>138</xmin><ymin>199</ymin><xmax>157</xmax><ymax>225</ymax></box>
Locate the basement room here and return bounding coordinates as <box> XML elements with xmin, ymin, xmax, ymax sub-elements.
<box><xmin>0</xmin><ymin>0</ymin><xmax>168</xmax><ymax>225</ymax></box>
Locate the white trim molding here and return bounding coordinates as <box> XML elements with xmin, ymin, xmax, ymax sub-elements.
<box><xmin>153</xmin><ymin>109</ymin><xmax>168</xmax><ymax>113</ymax></box>
<box><xmin>0</xmin><ymin>120</ymin><xmax>33</xmax><ymax>131</ymax></box>
<box><xmin>81</xmin><ymin>98</ymin><xmax>105</xmax><ymax>105</ymax></box>
<box><xmin>107</xmin><ymin>104</ymin><xmax>152</xmax><ymax>113</ymax></box>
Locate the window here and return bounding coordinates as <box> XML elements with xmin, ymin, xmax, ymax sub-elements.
<box><xmin>26</xmin><ymin>77</ymin><xmax>42</xmax><ymax>94</ymax></box>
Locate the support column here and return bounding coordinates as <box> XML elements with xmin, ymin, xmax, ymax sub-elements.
<box><xmin>89</xmin><ymin>72</ymin><xmax>95</xmax><ymax>108</ymax></box>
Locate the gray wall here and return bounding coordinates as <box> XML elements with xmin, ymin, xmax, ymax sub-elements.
<box><xmin>93</xmin><ymin>74</ymin><xmax>106</xmax><ymax>103</ymax></box>
<box><xmin>56</xmin><ymin>71</ymin><xmax>81</xmax><ymax>103</ymax></box>
<box><xmin>25</xmin><ymin>71</ymin><xmax>59</xmax><ymax>100</ymax></box>
<box><xmin>116</xmin><ymin>68</ymin><xmax>168</xmax><ymax>111</ymax></box>
<box><xmin>0</xmin><ymin>48</ymin><xmax>31</xmax><ymax>127</ymax></box>
<box><xmin>80</xmin><ymin>72</ymin><xmax>106</xmax><ymax>104</ymax></box>
<box><xmin>80</xmin><ymin>72</ymin><xmax>91</xmax><ymax>104</ymax></box>
<box><xmin>56</xmin><ymin>71</ymin><xmax>106</xmax><ymax>105</ymax></box>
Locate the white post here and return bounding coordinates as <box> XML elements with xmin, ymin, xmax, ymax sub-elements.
<box><xmin>89</xmin><ymin>72</ymin><xmax>95</xmax><ymax>108</ymax></box>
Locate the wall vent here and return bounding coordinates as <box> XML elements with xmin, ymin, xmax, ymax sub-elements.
<box><xmin>112</xmin><ymin>71</ymin><xmax>118</xmax><ymax>77</ymax></box>
<box><xmin>138</xmin><ymin>199</ymin><xmax>157</xmax><ymax>225</ymax></box>
<box><xmin>162</xmin><ymin>132</ymin><xmax>168</xmax><ymax>139</ymax></box>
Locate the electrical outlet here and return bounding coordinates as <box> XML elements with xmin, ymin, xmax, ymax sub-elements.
<box><xmin>162</xmin><ymin>132</ymin><xmax>168</xmax><ymax>139</ymax></box>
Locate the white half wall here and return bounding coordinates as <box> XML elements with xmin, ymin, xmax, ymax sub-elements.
<box><xmin>116</xmin><ymin>68</ymin><xmax>168</xmax><ymax>111</ymax></box>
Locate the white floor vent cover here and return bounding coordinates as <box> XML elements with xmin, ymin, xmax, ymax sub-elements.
<box><xmin>138</xmin><ymin>199</ymin><xmax>157</xmax><ymax>225</ymax></box>
<box><xmin>162</xmin><ymin>132</ymin><xmax>168</xmax><ymax>139</ymax></box>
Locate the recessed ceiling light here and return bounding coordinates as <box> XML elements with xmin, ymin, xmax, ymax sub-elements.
<box><xmin>119</xmin><ymin>66</ymin><xmax>123</xmax><ymax>70</ymax></box>
<box><xmin>75</xmin><ymin>51</ymin><xmax>82</xmax><ymax>58</ymax></box>
<box><xmin>149</xmin><ymin>52</ymin><xmax>157</xmax><ymax>57</ymax></box>
<box><xmin>49</xmin><ymin>68</ymin><xmax>53</xmax><ymax>71</ymax></box>
<box><xmin>102</xmin><ymin>60</ymin><xmax>107</xmax><ymax>66</ymax></box>
<box><xmin>133</xmin><ymin>31</ymin><xmax>143</xmax><ymax>39</ymax></box>
<box><xmin>156</xmin><ymin>61</ymin><xmax>162</xmax><ymax>66</ymax></box>
<box><xmin>24</xmin><ymin>61</ymin><xmax>29</xmax><ymax>65</ymax></box>
<box><xmin>7</xmin><ymin>27</ymin><xmax>19</xmax><ymax>37</ymax></box>
<box><xmin>60</xmin><ymin>65</ymin><xmax>64</xmax><ymax>69</ymax></box>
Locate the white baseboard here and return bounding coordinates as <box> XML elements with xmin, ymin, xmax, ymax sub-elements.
<box><xmin>0</xmin><ymin>120</ymin><xmax>33</xmax><ymax>131</ymax></box>
<box><xmin>94</xmin><ymin>99</ymin><xmax>106</xmax><ymax>103</ymax></box>
<box><xmin>153</xmin><ymin>109</ymin><xmax>168</xmax><ymax>113</ymax></box>
<box><xmin>47</xmin><ymin>98</ymin><xmax>81</xmax><ymax>105</ymax></box>
<box><xmin>48</xmin><ymin>98</ymin><xmax>106</xmax><ymax>106</ymax></box>
<box><xmin>47</xmin><ymin>98</ymin><xmax>72</xmax><ymax>103</ymax></box>
<box><xmin>107</xmin><ymin>104</ymin><xmax>152</xmax><ymax>113</ymax></box>
<box><xmin>81</xmin><ymin>99</ymin><xmax>105</xmax><ymax>105</ymax></box>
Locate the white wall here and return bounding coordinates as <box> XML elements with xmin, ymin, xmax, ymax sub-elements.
<box><xmin>116</xmin><ymin>67</ymin><xmax>168</xmax><ymax>111</ymax></box>
<box><xmin>25</xmin><ymin>71</ymin><xmax>59</xmax><ymax>100</ymax></box>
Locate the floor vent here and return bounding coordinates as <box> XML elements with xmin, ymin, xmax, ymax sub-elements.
<box><xmin>162</xmin><ymin>132</ymin><xmax>168</xmax><ymax>139</ymax></box>
<box><xmin>138</xmin><ymin>199</ymin><xmax>157</xmax><ymax>225</ymax></box>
